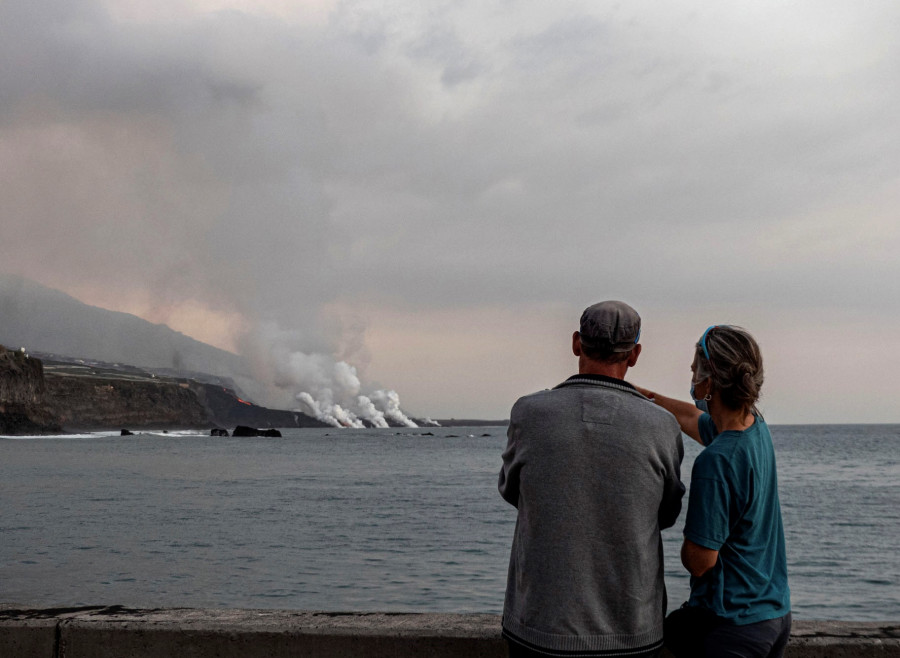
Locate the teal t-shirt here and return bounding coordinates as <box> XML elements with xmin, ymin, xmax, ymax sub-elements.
<box><xmin>684</xmin><ymin>414</ymin><xmax>791</xmax><ymax>624</ymax></box>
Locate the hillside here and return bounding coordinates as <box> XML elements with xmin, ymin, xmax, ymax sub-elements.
<box><xmin>0</xmin><ymin>273</ymin><xmax>266</xmax><ymax>401</ymax></box>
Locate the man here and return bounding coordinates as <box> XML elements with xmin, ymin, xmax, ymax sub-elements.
<box><xmin>499</xmin><ymin>301</ymin><xmax>685</xmax><ymax>658</ymax></box>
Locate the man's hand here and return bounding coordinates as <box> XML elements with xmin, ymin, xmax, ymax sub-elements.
<box><xmin>633</xmin><ymin>385</ymin><xmax>655</xmax><ymax>399</ymax></box>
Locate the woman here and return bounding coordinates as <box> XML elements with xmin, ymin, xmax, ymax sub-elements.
<box><xmin>637</xmin><ymin>325</ymin><xmax>791</xmax><ymax>658</ymax></box>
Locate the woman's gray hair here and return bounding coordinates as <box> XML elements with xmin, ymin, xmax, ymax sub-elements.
<box><xmin>695</xmin><ymin>326</ymin><xmax>764</xmax><ymax>415</ymax></box>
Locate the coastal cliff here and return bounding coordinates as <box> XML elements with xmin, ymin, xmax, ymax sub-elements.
<box><xmin>0</xmin><ymin>346</ymin><xmax>328</xmax><ymax>434</ymax></box>
<box><xmin>42</xmin><ymin>372</ymin><xmax>211</xmax><ymax>430</ymax></box>
<box><xmin>0</xmin><ymin>346</ymin><xmax>60</xmax><ymax>434</ymax></box>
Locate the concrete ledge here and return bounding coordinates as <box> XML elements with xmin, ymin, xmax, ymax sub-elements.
<box><xmin>1</xmin><ymin>606</ymin><xmax>898</xmax><ymax>657</ymax></box>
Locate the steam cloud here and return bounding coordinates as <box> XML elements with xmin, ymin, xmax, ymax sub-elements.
<box><xmin>281</xmin><ymin>355</ymin><xmax>418</xmax><ymax>428</ymax></box>
<box><xmin>250</xmin><ymin>324</ymin><xmax>419</xmax><ymax>428</ymax></box>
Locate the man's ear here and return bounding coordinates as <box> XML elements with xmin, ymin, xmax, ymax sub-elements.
<box><xmin>627</xmin><ymin>343</ymin><xmax>642</xmax><ymax>367</ymax></box>
<box><xmin>572</xmin><ymin>331</ymin><xmax>582</xmax><ymax>357</ymax></box>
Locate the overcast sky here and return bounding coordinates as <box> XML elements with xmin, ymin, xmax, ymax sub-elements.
<box><xmin>2</xmin><ymin>0</ymin><xmax>899</xmax><ymax>422</ymax></box>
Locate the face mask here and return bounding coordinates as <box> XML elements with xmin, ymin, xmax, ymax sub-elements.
<box><xmin>690</xmin><ymin>380</ymin><xmax>709</xmax><ymax>413</ymax></box>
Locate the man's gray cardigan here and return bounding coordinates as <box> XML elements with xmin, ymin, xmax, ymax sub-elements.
<box><xmin>499</xmin><ymin>375</ymin><xmax>685</xmax><ymax>655</ymax></box>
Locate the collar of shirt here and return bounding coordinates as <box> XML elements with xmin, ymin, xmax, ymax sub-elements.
<box><xmin>554</xmin><ymin>373</ymin><xmax>637</xmax><ymax>392</ymax></box>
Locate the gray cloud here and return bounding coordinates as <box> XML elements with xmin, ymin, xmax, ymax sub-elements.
<box><xmin>2</xmin><ymin>0</ymin><xmax>899</xmax><ymax>420</ymax></box>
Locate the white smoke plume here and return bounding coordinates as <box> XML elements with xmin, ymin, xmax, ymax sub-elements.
<box><xmin>251</xmin><ymin>323</ymin><xmax>418</xmax><ymax>429</ymax></box>
<box><xmin>368</xmin><ymin>389</ymin><xmax>418</xmax><ymax>428</ymax></box>
<box><xmin>356</xmin><ymin>395</ymin><xmax>389</xmax><ymax>428</ymax></box>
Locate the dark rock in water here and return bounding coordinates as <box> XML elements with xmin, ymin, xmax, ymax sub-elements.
<box><xmin>210</xmin><ymin>428</ymin><xmax>229</xmax><ymax>437</ymax></box>
<box><xmin>481</xmin><ymin>433</ymin><xmax>491</xmax><ymax>437</ymax></box>
<box><xmin>420</xmin><ymin>432</ymin><xmax>434</xmax><ymax>436</ymax></box>
<box><xmin>232</xmin><ymin>426</ymin><xmax>282</xmax><ymax>438</ymax></box>
<box><xmin>120</xmin><ymin>429</ymin><xmax>134</xmax><ymax>436</ymax></box>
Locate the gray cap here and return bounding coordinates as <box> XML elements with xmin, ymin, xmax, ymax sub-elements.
<box><xmin>579</xmin><ymin>301</ymin><xmax>641</xmax><ymax>353</ymax></box>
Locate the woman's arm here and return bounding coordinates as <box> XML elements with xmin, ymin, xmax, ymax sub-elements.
<box><xmin>634</xmin><ymin>386</ymin><xmax>703</xmax><ymax>444</ymax></box>
<box><xmin>681</xmin><ymin>538</ymin><xmax>719</xmax><ymax>577</ymax></box>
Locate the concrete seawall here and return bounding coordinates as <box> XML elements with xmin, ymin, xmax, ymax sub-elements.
<box><xmin>1</xmin><ymin>606</ymin><xmax>898</xmax><ymax>657</ymax></box>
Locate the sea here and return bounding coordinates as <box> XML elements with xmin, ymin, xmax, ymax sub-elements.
<box><xmin>1</xmin><ymin>424</ymin><xmax>898</xmax><ymax>620</ymax></box>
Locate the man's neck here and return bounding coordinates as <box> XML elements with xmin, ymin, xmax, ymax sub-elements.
<box><xmin>578</xmin><ymin>356</ymin><xmax>629</xmax><ymax>380</ymax></box>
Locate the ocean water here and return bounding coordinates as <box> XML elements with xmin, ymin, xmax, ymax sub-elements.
<box><xmin>1</xmin><ymin>424</ymin><xmax>897</xmax><ymax>620</ymax></box>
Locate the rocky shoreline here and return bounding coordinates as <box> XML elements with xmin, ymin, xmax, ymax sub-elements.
<box><xmin>0</xmin><ymin>345</ymin><xmax>330</xmax><ymax>435</ymax></box>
